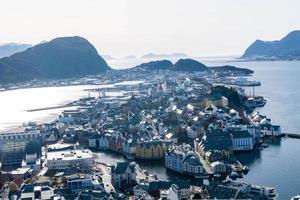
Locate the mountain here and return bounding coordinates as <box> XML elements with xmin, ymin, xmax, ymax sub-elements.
<box><xmin>131</xmin><ymin>58</ymin><xmax>208</xmax><ymax>72</ymax></box>
<box><xmin>0</xmin><ymin>43</ymin><xmax>32</xmax><ymax>58</ymax></box>
<box><xmin>242</xmin><ymin>30</ymin><xmax>300</xmax><ymax>59</ymax></box>
<box><xmin>172</xmin><ymin>59</ymin><xmax>208</xmax><ymax>72</ymax></box>
<box><xmin>141</xmin><ymin>53</ymin><xmax>188</xmax><ymax>59</ymax></box>
<box><xmin>134</xmin><ymin>60</ymin><xmax>173</xmax><ymax>70</ymax></box>
<box><xmin>0</xmin><ymin>36</ymin><xmax>110</xmax><ymax>83</ymax></box>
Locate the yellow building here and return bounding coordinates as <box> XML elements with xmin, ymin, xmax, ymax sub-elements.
<box><xmin>135</xmin><ymin>140</ymin><xmax>172</xmax><ymax>160</ymax></box>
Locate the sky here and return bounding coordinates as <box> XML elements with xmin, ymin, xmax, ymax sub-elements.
<box><xmin>0</xmin><ymin>0</ymin><xmax>299</xmax><ymax>57</ymax></box>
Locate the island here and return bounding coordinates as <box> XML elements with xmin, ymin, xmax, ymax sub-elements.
<box><xmin>241</xmin><ymin>30</ymin><xmax>300</xmax><ymax>60</ymax></box>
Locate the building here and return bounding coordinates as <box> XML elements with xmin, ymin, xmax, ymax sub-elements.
<box><xmin>134</xmin><ymin>184</ymin><xmax>153</xmax><ymax>200</ymax></box>
<box><xmin>135</xmin><ymin>139</ymin><xmax>172</xmax><ymax>160</ymax></box>
<box><xmin>165</xmin><ymin>144</ymin><xmax>206</xmax><ymax>177</ymax></box>
<box><xmin>88</xmin><ymin>133</ymin><xmax>109</xmax><ymax>150</ymax></box>
<box><xmin>46</xmin><ymin>146</ymin><xmax>93</xmax><ymax>171</ymax></box>
<box><xmin>210</xmin><ymin>161</ymin><xmax>227</xmax><ymax>174</ymax></box>
<box><xmin>231</xmin><ymin>130</ymin><xmax>254</xmax><ymax>151</ymax></box>
<box><xmin>260</xmin><ymin>124</ymin><xmax>281</xmax><ymax>137</ymax></box>
<box><xmin>20</xmin><ymin>184</ymin><xmax>54</xmax><ymax>200</ymax></box>
<box><xmin>134</xmin><ymin>180</ymin><xmax>191</xmax><ymax>200</ymax></box>
<box><xmin>166</xmin><ymin>184</ymin><xmax>191</xmax><ymax>200</ymax></box>
<box><xmin>0</xmin><ymin>130</ymin><xmax>42</xmax><ymax>168</ymax></box>
<box><xmin>108</xmin><ymin>134</ymin><xmax>125</xmax><ymax>153</ymax></box>
<box><xmin>111</xmin><ymin>162</ymin><xmax>138</xmax><ymax>188</ymax></box>
<box><xmin>195</xmin><ymin>131</ymin><xmax>233</xmax><ymax>163</ymax></box>
<box><xmin>67</xmin><ymin>174</ymin><xmax>102</xmax><ymax>193</ymax></box>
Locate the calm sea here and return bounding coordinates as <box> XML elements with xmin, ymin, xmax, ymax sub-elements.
<box><xmin>0</xmin><ymin>58</ymin><xmax>299</xmax><ymax>198</ymax></box>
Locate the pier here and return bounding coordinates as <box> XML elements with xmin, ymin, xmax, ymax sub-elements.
<box><xmin>25</xmin><ymin>104</ymin><xmax>73</xmax><ymax>112</ymax></box>
<box><xmin>283</xmin><ymin>133</ymin><xmax>300</xmax><ymax>139</ymax></box>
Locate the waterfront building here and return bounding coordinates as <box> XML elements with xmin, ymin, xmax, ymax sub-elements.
<box><xmin>0</xmin><ymin>130</ymin><xmax>42</xmax><ymax>168</ymax></box>
<box><xmin>46</xmin><ymin>147</ymin><xmax>93</xmax><ymax>171</ymax></box>
<box><xmin>123</xmin><ymin>137</ymin><xmax>137</xmax><ymax>157</ymax></box>
<box><xmin>58</xmin><ymin>109</ymin><xmax>88</xmax><ymax>124</ymax></box>
<box><xmin>111</xmin><ymin>162</ymin><xmax>138</xmax><ymax>188</ymax></box>
<box><xmin>230</xmin><ymin>130</ymin><xmax>254</xmax><ymax>151</ymax></box>
<box><xmin>88</xmin><ymin>133</ymin><xmax>109</xmax><ymax>150</ymax></box>
<box><xmin>260</xmin><ymin>124</ymin><xmax>282</xmax><ymax>137</ymax></box>
<box><xmin>165</xmin><ymin>144</ymin><xmax>205</xmax><ymax>177</ymax></box>
<box><xmin>135</xmin><ymin>139</ymin><xmax>172</xmax><ymax>160</ymax></box>
<box><xmin>108</xmin><ymin>134</ymin><xmax>125</xmax><ymax>153</ymax></box>
<box><xmin>195</xmin><ymin>131</ymin><xmax>233</xmax><ymax>163</ymax></box>
<box><xmin>210</xmin><ymin>161</ymin><xmax>227</xmax><ymax>174</ymax></box>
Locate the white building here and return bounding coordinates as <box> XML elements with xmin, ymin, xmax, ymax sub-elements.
<box><xmin>112</xmin><ymin>162</ymin><xmax>138</xmax><ymax>188</ymax></box>
<box><xmin>211</xmin><ymin>161</ymin><xmax>227</xmax><ymax>174</ymax></box>
<box><xmin>88</xmin><ymin>134</ymin><xmax>109</xmax><ymax>150</ymax></box>
<box><xmin>260</xmin><ymin>124</ymin><xmax>281</xmax><ymax>137</ymax></box>
<box><xmin>231</xmin><ymin>130</ymin><xmax>254</xmax><ymax>151</ymax></box>
<box><xmin>46</xmin><ymin>148</ymin><xmax>93</xmax><ymax>171</ymax></box>
<box><xmin>67</xmin><ymin>174</ymin><xmax>102</xmax><ymax>193</ymax></box>
<box><xmin>166</xmin><ymin>184</ymin><xmax>191</xmax><ymax>200</ymax></box>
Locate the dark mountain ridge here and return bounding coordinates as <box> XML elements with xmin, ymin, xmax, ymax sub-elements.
<box><xmin>0</xmin><ymin>36</ymin><xmax>110</xmax><ymax>83</ymax></box>
<box><xmin>242</xmin><ymin>30</ymin><xmax>300</xmax><ymax>59</ymax></box>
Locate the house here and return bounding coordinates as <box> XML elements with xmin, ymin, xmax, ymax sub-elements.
<box><xmin>111</xmin><ymin>162</ymin><xmax>138</xmax><ymax>188</ymax></box>
<box><xmin>260</xmin><ymin>124</ymin><xmax>282</xmax><ymax>137</ymax></box>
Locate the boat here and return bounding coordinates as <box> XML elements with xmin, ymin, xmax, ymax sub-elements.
<box><xmin>291</xmin><ymin>195</ymin><xmax>300</xmax><ymax>200</ymax></box>
<box><xmin>245</xmin><ymin>96</ymin><xmax>267</xmax><ymax>108</ymax></box>
<box><xmin>242</xmin><ymin>166</ymin><xmax>249</xmax><ymax>174</ymax></box>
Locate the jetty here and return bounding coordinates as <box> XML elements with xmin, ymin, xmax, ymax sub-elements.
<box><xmin>283</xmin><ymin>133</ymin><xmax>300</xmax><ymax>139</ymax></box>
<box><xmin>26</xmin><ymin>105</ymin><xmax>73</xmax><ymax>112</ymax></box>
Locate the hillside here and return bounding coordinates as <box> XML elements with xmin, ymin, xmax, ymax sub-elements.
<box><xmin>0</xmin><ymin>43</ymin><xmax>32</xmax><ymax>58</ymax></box>
<box><xmin>242</xmin><ymin>30</ymin><xmax>300</xmax><ymax>59</ymax></box>
<box><xmin>0</xmin><ymin>36</ymin><xmax>110</xmax><ymax>83</ymax></box>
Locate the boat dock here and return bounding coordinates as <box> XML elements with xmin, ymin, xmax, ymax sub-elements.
<box><xmin>283</xmin><ymin>133</ymin><xmax>300</xmax><ymax>139</ymax></box>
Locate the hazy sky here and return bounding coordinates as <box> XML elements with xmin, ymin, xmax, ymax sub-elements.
<box><xmin>0</xmin><ymin>0</ymin><xmax>299</xmax><ymax>57</ymax></box>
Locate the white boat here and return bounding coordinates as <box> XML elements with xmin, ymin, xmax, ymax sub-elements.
<box><xmin>291</xmin><ymin>195</ymin><xmax>300</xmax><ymax>200</ymax></box>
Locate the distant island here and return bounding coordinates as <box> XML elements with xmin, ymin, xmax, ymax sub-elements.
<box><xmin>131</xmin><ymin>58</ymin><xmax>253</xmax><ymax>75</ymax></box>
<box><xmin>0</xmin><ymin>36</ymin><xmax>110</xmax><ymax>83</ymax></box>
<box><xmin>0</xmin><ymin>43</ymin><xmax>32</xmax><ymax>58</ymax></box>
<box><xmin>141</xmin><ymin>53</ymin><xmax>188</xmax><ymax>59</ymax></box>
<box><xmin>241</xmin><ymin>30</ymin><xmax>300</xmax><ymax>60</ymax></box>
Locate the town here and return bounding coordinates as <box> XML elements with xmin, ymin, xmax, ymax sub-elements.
<box><xmin>0</xmin><ymin>67</ymin><xmax>281</xmax><ymax>199</ymax></box>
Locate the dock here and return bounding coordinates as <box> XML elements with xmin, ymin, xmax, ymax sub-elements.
<box><xmin>283</xmin><ymin>133</ymin><xmax>300</xmax><ymax>139</ymax></box>
<box><xmin>25</xmin><ymin>104</ymin><xmax>73</xmax><ymax>112</ymax></box>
